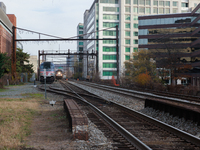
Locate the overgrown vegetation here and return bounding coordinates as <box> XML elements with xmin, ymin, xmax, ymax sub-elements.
<box><xmin>123</xmin><ymin>49</ymin><xmax>162</xmax><ymax>89</ymax></box>
<box><xmin>0</xmin><ymin>48</ymin><xmax>34</xmax><ymax>88</ymax></box>
<box><xmin>0</xmin><ymin>95</ymin><xmax>41</xmax><ymax>149</ymax></box>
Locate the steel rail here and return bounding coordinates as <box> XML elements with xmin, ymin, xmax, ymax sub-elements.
<box><xmin>38</xmin><ymin>82</ymin><xmax>200</xmax><ymax>148</ymax></box>
<box><xmin>67</xmin><ymin>81</ymin><xmax>200</xmax><ymax>147</ymax></box>
<box><xmin>58</xmin><ymin>81</ymin><xmax>152</xmax><ymax>150</ymax></box>
<box><xmin>74</xmin><ymin>81</ymin><xmax>200</xmax><ymax>106</ymax></box>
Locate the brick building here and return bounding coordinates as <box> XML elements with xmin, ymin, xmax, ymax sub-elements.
<box><xmin>0</xmin><ymin>2</ymin><xmax>16</xmax><ymax>56</ymax></box>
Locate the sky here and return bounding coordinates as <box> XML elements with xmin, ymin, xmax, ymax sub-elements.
<box><xmin>4</xmin><ymin>0</ymin><xmax>94</xmax><ymax>58</ymax></box>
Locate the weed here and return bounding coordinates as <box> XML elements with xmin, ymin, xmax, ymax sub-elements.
<box><xmin>21</xmin><ymin>93</ymin><xmax>44</xmax><ymax>99</ymax></box>
<box><xmin>0</xmin><ymin>89</ymin><xmax>8</xmax><ymax>92</ymax></box>
<box><xmin>51</xmin><ymin>113</ymin><xmax>58</xmax><ymax>117</ymax></box>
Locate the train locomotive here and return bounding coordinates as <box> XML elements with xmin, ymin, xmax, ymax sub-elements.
<box><xmin>39</xmin><ymin>62</ymin><xmax>55</xmax><ymax>83</ymax></box>
<box><xmin>55</xmin><ymin>69</ymin><xmax>63</xmax><ymax>80</ymax></box>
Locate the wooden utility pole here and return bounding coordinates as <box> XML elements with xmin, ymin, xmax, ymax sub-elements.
<box><xmin>11</xmin><ymin>26</ymin><xmax>16</xmax><ymax>79</ymax></box>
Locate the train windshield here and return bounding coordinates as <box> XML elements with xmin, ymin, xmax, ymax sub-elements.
<box><xmin>40</xmin><ymin>62</ymin><xmax>52</xmax><ymax>69</ymax></box>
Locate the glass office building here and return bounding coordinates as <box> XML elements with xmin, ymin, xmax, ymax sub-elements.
<box><xmin>138</xmin><ymin>4</ymin><xmax>200</xmax><ymax>86</ymax></box>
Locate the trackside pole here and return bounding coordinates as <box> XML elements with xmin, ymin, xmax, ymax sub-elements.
<box><xmin>44</xmin><ymin>69</ymin><xmax>47</xmax><ymax>99</ymax></box>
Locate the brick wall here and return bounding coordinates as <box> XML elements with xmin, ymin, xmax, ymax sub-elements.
<box><xmin>0</xmin><ymin>25</ymin><xmax>12</xmax><ymax>56</ymax></box>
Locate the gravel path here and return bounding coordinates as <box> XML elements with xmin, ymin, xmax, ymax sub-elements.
<box><xmin>0</xmin><ymin>83</ymin><xmax>43</xmax><ymax>98</ymax></box>
<box><xmin>69</xmin><ymin>81</ymin><xmax>200</xmax><ymax>139</ymax></box>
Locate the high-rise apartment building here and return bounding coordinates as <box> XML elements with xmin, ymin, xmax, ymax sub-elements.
<box><xmin>81</xmin><ymin>0</ymin><xmax>199</xmax><ymax>80</ymax></box>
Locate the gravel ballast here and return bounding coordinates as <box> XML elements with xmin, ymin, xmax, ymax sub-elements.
<box><xmin>69</xmin><ymin>81</ymin><xmax>200</xmax><ymax>139</ymax></box>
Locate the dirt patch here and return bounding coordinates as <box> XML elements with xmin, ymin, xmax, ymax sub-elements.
<box><xmin>23</xmin><ymin>102</ymin><xmax>76</xmax><ymax>150</ymax></box>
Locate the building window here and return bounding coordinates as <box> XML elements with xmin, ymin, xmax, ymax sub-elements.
<box><xmin>103</xmin><ymin>71</ymin><xmax>117</xmax><ymax>76</ymax></box>
<box><xmin>103</xmin><ymin>40</ymin><xmax>116</xmax><ymax>44</ymax></box>
<box><xmin>125</xmin><ymin>0</ymin><xmax>131</xmax><ymax>4</ymax></box>
<box><xmin>153</xmin><ymin>8</ymin><xmax>158</xmax><ymax>13</ymax></box>
<box><xmin>125</xmin><ymin>14</ymin><xmax>131</xmax><ymax>20</ymax></box>
<box><xmin>103</xmin><ymin>63</ymin><xmax>117</xmax><ymax>68</ymax></box>
<box><xmin>133</xmin><ymin>32</ymin><xmax>138</xmax><ymax>36</ymax></box>
<box><xmin>103</xmin><ymin>7</ymin><xmax>119</xmax><ymax>12</ymax></box>
<box><xmin>139</xmin><ymin>0</ymin><xmax>145</xmax><ymax>5</ymax></box>
<box><xmin>79</xmin><ymin>47</ymin><xmax>83</xmax><ymax>51</ymax></box>
<box><xmin>125</xmin><ymin>23</ymin><xmax>131</xmax><ymax>28</ymax></box>
<box><xmin>159</xmin><ymin>8</ymin><xmax>164</xmax><ymax>13</ymax></box>
<box><xmin>165</xmin><ymin>1</ymin><xmax>170</xmax><ymax>6</ymax></box>
<box><xmin>103</xmin><ymin>30</ymin><xmax>116</xmax><ymax>36</ymax></box>
<box><xmin>153</xmin><ymin>0</ymin><xmax>158</xmax><ymax>6</ymax></box>
<box><xmin>79</xmin><ymin>31</ymin><xmax>83</xmax><ymax>34</ymax></box>
<box><xmin>100</xmin><ymin>0</ymin><xmax>118</xmax><ymax>4</ymax></box>
<box><xmin>133</xmin><ymin>16</ymin><xmax>138</xmax><ymax>20</ymax></box>
<box><xmin>103</xmin><ymin>14</ymin><xmax>119</xmax><ymax>20</ymax></box>
<box><xmin>173</xmin><ymin>8</ymin><xmax>177</xmax><ymax>13</ymax></box>
<box><xmin>125</xmin><ymin>39</ymin><xmax>131</xmax><ymax>44</ymax></box>
<box><xmin>133</xmin><ymin>7</ymin><xmax>138</xmax><ymax>13</ymax></box>
<box><xmin>146</xmin><ymin>0</ymin><xmax>151</xmax><ymax>5</ymax></box>
<box><xmin>133</xmin><ymin>23</ymin><xmax>138</xmax><ymax>28</ymax></box>
<box><xmin>79</xmin><ymin>42</ymin><xmax>83</xmax><ymax>45</ymax></box>
<box><xmin>133</xmin><ymin>47</ymin><xmax>138</xmax><ymax>52</ymax></box>
<box><xmin>133</xmin><ymin>0</ymin><xmax>138</xmax><ymax>5</ymax></box>
<box><xmin>125</xmin><ymin>6</ymin><xmax>131</xmax><ymax>12</ymax></box>
<box><xmin>125</xmin><ymin>47</ymin><xmax>130</xmax><ymax>52</ymax></box>
<box><xmin>125</xmin><ymin>55</ymin><xmax>130</xmax><ymax>60</ymax></box>
<box><xmin>103</xmin><ymin>47</ymin><xmax>116</xmax><ymax>52</ymax></box>
<box><xmin>103</xmin><ymin>22</ymin><xmax>119</xmax><ymax>27</ymax></box>
<box><xmin>159</xmin><ymin>1</ymin><xmax>164</xmax><ymax>6</ymax></box>
<box><xmin>133</xmin><ymin>40</ymin><xmax>138</xmax><ymax>44</ymax></box>
<box><xmin>173</xmin><ymin>1</ymin><xmax>177</xmax><ymax>6</ymax></box>
<box><xmin>146</xmin><ymin>7</ymin><xmax>151</xmax><ymax>14</ymax></box>
<box><xmin>181</xmin><ymin>3</ymin><xmax>188</xmax><ymax>7</ymax></box>
<box><xmin>194</xmin><ymin>3</ymin><xmax>197</xmax><ymax>7</ymax></box>
<box><xmin>103</xmin><ymin>55</ymin><xmax>116</xmax><ymax>60</ymax></box>
<box><xmin>165</xmin><ymin>8</ymin><xmax>170</xmax><ymax>14</ymax></box>
<box><xmin>125</xmin><ymin>31</ymin><xmax>131</xmax><ymax>36</ymax></box>
<box><xmin>79</xmin><ymin>25</ymin><xmax>83</xmax><ymax>29</ymax></box>
<box><xmin>139</xmin><ymin>7</ymin><xmax>145</xmax><ymax>13</ymax></box>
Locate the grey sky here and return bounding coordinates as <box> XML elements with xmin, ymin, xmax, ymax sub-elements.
<box><xmin>4</xmin><ymin>0</ymin><xmax>94</xmax><ymax>56</ymax></box>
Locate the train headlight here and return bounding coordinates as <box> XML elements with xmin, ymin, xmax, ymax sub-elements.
<box><xmin>58</xmin><ymin>72</ymin><xmax>61</xmax><ymax>75</ymax></box>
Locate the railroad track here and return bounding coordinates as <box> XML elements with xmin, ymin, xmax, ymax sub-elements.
<box><xmin>69</xmin><ymin>81</ymin><xmax>200</xmax><ymax>125</ymax></box>
<box><xmin>72</xmin><ymin>81</ymin><xmax>200</xmax><ymax>104</ymax></box>
<box><xmin>44</xmin><ymin>80</ymin><xmax>200</xmax><ymax>150</ymax></box>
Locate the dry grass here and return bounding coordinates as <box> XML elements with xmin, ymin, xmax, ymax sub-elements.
<box><xmin>0</xmin><ymin>97</ymin><xmax>40</xmax><ymax>149</ymax></box>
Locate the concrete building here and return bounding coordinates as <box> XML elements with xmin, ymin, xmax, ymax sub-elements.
<box><xmin>81</xmin><ymin>0</ymin><xmax>200</xmax><ymax>80</ymax></box>
<box><xmin>138</xmin><ymin>3</ymin><xmax>200</xmax><ymax>86</ymax></box>
<box><xmin>28</xmin><ymin>55</ymin><xmax>38</xmax><ymax>73</ymax></box>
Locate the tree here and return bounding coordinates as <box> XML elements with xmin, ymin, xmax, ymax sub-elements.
<box><xmin>0</xmin><ymin>53</ymin><xmax>11</xmax><ymax>78</ymax></box>
<box><xmin>124</xmin><ymin>50</ymin><xmax>159</xmax><ymax>87</ymax></box>
<box><xmin>73</xmin><ymin>60</ymin><xmax>83</xmax><ymax>79</ymax></box>
<box><xmin>16</xmin><ymin>48</ymin><xmax>34</xmax><ymax>74</ymax></box>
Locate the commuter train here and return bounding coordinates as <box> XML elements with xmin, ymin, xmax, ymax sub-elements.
<box><xmin>39</xmin><ymin>62</ymin><xmax>55</xmax><ymax>83</ymax></box>
<box><xmin>55</xmin><ymin>69</ymin><xmax>63</xmax><ymax>80</ymax></box>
